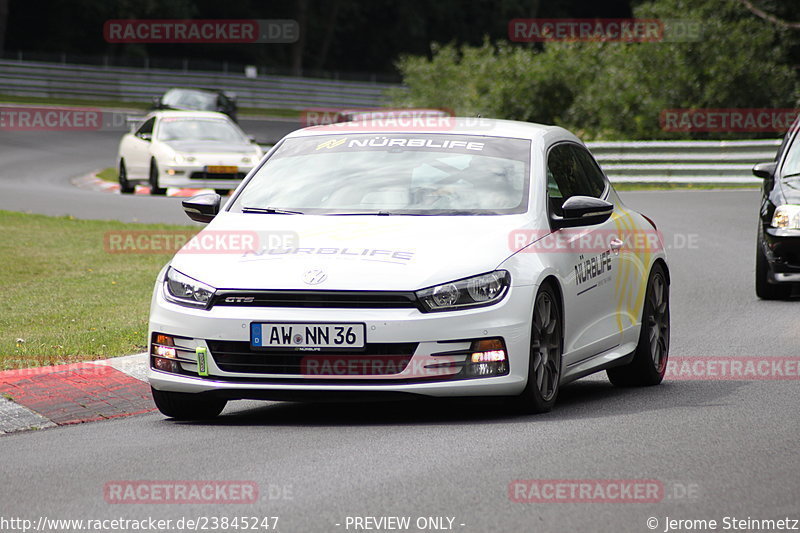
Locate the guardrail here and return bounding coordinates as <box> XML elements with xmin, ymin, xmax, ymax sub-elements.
<box><xmin>0</xmin><ymin>59</ymin><xmax>400</xmax><ymax>110</ymax></box>
<box><xmin>586</xmin><ymin>140</ymin><xmax>782</xmax><ymax>183</ymax></box>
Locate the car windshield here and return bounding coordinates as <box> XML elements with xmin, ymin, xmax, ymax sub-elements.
<box><xmin>157</xmin><ymin>118</ymin><xmax>246</xmax><ymax>143</ymax></box>
<box><xmin>232</xmin><ymin>134</ymin><xmax>531</xmax><ymax>215</ymax></box>
<box><xmin>162</xmin><ymin>89</ymin><xmax>217</xmax><ymax>111</ymax></box>
<box><xmin>782</xmin><ymin>139</ymin><xmax>800</xmax><ymax>178</ymax></box>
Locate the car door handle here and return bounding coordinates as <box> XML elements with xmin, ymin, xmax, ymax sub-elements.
<box><xmin>610</xmin><ymin>238</ymin><xmax>624</xmax><ymax>254</ymax></box>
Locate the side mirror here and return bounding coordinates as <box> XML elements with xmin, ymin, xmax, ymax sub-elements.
<box><xmin>552</xmin><ymin>196</ymin><xmax>614</xmax><ymax>229</ymax></box>
<box><xmin>752</xmin><ymin>162</ymin><xmax>777</xmax><ymax>180</ymax></box>
<box><xmin>182</xmin><ymin>194</ymin><xmax>221</xmax><ymax>223</ymax></box>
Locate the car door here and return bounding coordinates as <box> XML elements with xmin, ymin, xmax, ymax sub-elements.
<box><xmin>125</xmin><ymin>117</ymin><xmax>156</xmax><ymax>178</ymax></box>
<box><xmin>546</xmin><ymin>142</ymin><xmax>622</xmax><ymax>366</ymax></box>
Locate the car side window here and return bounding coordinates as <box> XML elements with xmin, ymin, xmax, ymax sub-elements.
<box><xmin>136</xmin><ymin>118</ymin><xmax>155</xmax><ymax>139</ymax></box>
<box><xmin>572</xmin><ymin>146</ymin><xmax>607</xmax><ymax>198</ymax></box>
<box><xmin>546</xmin><ymin>143</ymin><xmax>593</xmax><ymax>215</ymax></box>
<box><xmin>781</xmin><ymin>130</ymin><xmax>800</xmax><ymax>177</ymax></box>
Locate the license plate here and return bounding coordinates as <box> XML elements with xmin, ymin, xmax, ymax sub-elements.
<box><xmin>207</xmin><ymin>165</ymin><xmax>238</xmax><ymax>174</ymax></box>
<box><xmin>250</xmin><ymin>323</ymin><xmax>366</xmax><ymax>349</ymax></box>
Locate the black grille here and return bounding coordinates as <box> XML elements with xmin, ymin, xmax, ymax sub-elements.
<box><xmin>190</xmin><ymin>171</ymin><xmax>247</xmax><ymax>180</ymax></box>
<box><xmin>211</xmin><ymin>290</ymin><xmax>420</xmax><ymax>309</ymax></box>
<box><xmin>207</xmin><ymin>340</ymin><xmax>418</xmax><ymax>375</ymax></box>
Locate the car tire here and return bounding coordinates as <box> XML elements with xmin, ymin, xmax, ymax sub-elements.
<box><xmin>149</xmin><ymin>159</ymin><xmax>167</xmax><ymax>196</ymax></box>
<box><xmin>151</xmin><ymin>387</ymin><xmax>227</xmax><ymax>420</ymax></box>
<box><xmin>607</xmin><ymin>263</ymin><xmax>669</xmax><ymax>387</ymax></box>
<box><xmin>509</xmin><ymin>283</ymin><xmax>562</xmax><ymax>414</ymax></box>
<box><xmin>118</xmin><ymin>160</ymin><xmax>134</xmax><ymax>194</ymax></box>
<box><xmin>755</xmin><ymin>231</ymin><xmax>792</xmax><ymax>300</ymax></box>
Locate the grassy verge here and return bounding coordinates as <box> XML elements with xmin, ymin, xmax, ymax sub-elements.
<box><xmin>0</xmin><ymin>211</ymin><xmax>198</xmax><ymax>370</ymax></box>
<box><xmin>613</xmin><ymin>182</ymin><xmax>759</xmax><ymax>191</ymax></box>
<box><xmin>96</xmin><ymin>167</ymin><xmax>117</xmax><ymax>183</ymax></box>
<box><xmin>0</xmin><ymin>93</ymin><xmax>299</xmax><ymax>119</ymax></box>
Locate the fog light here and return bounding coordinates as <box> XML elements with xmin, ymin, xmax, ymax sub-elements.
<box><xmin>153</xmin><ymin>357</ymin><xmax>180</xmax><ymax>373</ymax></box>
<box><xmin>154</xmin><ymin>344</ymin><xmax>177</xmax><ymax>358</ymax></box>
<box><xmin>151</xmin><ymin>334</ymin><xmax>180</xmax><ymax>373</ymax></box>
<box><xmin>471</xmin><ymin>350</ymin><xmax>506</xmax><ymax>363</ymax></box>
<box><xmin>464</xmin><ymin>338</ymin><xmax>508</xmax><ymax>377</ymax></box>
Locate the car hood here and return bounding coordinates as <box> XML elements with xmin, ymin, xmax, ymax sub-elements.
<box><xmin>170</xmin><ymin>213</ymin><xmax>532</xmax><ymax>291</ymax></box>
<box><xmin>163</xmin><ymin>140</ymin><xmax>254</xmax><ymax>154</ymax></box>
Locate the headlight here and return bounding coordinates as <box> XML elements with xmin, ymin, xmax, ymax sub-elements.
<box><xmin>163</xmin><ymin>267</ymin><xmax>216</xmax><ymax>309</ymax></box>
<box><xmin>771</xmin><ymin>205</ymin><xmax>800</xmax><ymax>229</ymax></box>
<box><xmin>172</xmin><ymin>153</ymin><xmax>195</xmax><ymax>164</ymax></box>
<box><xmin>417</xmin><ymin>271</ymin><xmax>510</xmax><ymax>312</ymax></box>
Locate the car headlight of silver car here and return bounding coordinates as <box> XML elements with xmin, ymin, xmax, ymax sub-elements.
<box><xmin>771</xmin><ymin>205</ymin><xmax>800</xmax><ymax>229</ymax></box>
<box><xmin>416</xmin><ymin>270</ymin><xmax>510</xmax><ymax>312</ymax></box>
<box><xmin>163</xmin><ymin>267</ymin><xmax>216</xmax><ymax>309</ymax></box>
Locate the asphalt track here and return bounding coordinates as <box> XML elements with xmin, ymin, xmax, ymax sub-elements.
<box><xmin>0</xmin><ymin>121</ymin><xmax>798</xmax><ymax>533</ymax></box>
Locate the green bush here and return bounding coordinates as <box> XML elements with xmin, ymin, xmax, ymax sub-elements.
<box><xmin>391</xmin><ymin>0</ymin><xmax>799</xmax><ymax>140</ymax></box>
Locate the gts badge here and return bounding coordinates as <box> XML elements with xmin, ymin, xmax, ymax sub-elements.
<box><xmin>225</xmin><ymin>296</ymin><xmax>255</xmax><ymax>303</ymax></box>
<box><xmin>575</xmin><ymin>250</ymin><xmax>612</xmax><ymax>286</ymax></box>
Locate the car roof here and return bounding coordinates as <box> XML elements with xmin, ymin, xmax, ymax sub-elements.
<box><xmin>163</xmin><ymin>87</ymin><xmax>222</xmax><ymax>95</ymax></box>
<box><xmin>149</xmin><ymin>110</ymin><xmax>231</xmax><ymax>120</ymax></box>
<box><xmin>286</xmin><ymin>117</ymin><xmax>581</xmax><ymax>144</ymax></box>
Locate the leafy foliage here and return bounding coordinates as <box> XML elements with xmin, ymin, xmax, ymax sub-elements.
<box><xmin>393</xmin><ymin>0</ymin><xmax>799</xmax><ymax>139</ymax></box>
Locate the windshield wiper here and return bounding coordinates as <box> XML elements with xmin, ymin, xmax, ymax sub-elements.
<box><xmin>328</xmin><ymin>211</ymin><xmax>394</xmax><ymax>216</ymax></box>
<box><xmin>782</xmin><ymin>172</ymin><xmax>800</xmax><ymax>179</ymax></box>
<box><xmin>241</xmin><ymin>206</ymin><xmax>304</xmax><ymax>215</ymax></box>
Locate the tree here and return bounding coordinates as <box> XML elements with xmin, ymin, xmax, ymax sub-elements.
<box><xmin>392</xmin><ymin>0</ymin><xmax>799</xmax><ymax>139</ymax></box>
<box><xmin>0</xmin><ymin>0</ymin><xmax>8</xmax><ymax>57</ymax></box>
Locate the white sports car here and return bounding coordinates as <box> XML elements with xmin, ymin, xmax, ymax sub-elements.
<box><xmin>148</xmin><ymin>118</ymin><xmax>670</xmax><ymax>419</ymax></box>
<box><xmin>116</xmin><ymin>110</ymin><xmax>263</xmax><ymax>195</ymax></box>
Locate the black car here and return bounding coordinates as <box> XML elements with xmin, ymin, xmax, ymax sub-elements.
<box><xmin>753</xmin><ymin>117</ymin><xmax>800</xmax><ymax>299</ymax></box>
<box><xmin>152</xmin><ymin>88</ymin><xmax>238</xmax><ymax>122</ymax></box>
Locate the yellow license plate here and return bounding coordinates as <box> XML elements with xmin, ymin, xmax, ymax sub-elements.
<box><xmin>207</xmin><ymin>165</ymin><xmax>238</xmax><ymax>174</ymax></box>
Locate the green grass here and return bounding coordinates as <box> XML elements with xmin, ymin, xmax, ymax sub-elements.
<box><xmin>96</xmin><ymin>167</ymin><xmax>118</xmax><ymax>183</ymax></box>
<box><xmin>0</xmin><ymin>211</ymin><xmax>198</xmax><ymax>370</ymax></box>
<box><xmin>0</xmin><ymin>93</ymin><xmax>299</xmax><ymax>119</ymax></box>
<box><xmin>613</xmin><ymin>182</ymin><xmax>759</xmax><ymax>191</ymax></box>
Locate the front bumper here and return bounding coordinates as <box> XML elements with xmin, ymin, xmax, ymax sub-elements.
<box><xmin>148</xmin><ymin>284</ymin><xmax>535</xmax><ymax>399</ymax></box>
<box><xmin>157</xmin><ymin>163</ymin><xmax>254</xmax><ymax>189</ymax></box>
<box><xmin>763</xmin><ymin>227</ymin><xmax>800</xmax><ymax>282</ymax></box>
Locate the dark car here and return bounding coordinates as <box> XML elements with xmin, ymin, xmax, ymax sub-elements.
<box><xmin>753</xmin><ymin>117</ymin><xmax>800</xmax><ymax>299</ymax></box>
<box><xmin>153</xmin><ymin>88</ymin><xmax>238</xmax><ymax>122</ymax></box>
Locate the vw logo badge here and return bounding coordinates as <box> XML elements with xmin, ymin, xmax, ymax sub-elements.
<box><xmin>303</xmin><ymin>268</ymin><xmax>327</xmax><ymax>285</ymax></box>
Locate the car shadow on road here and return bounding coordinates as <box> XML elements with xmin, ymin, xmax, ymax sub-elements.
<box><xmin>163</xmin><ymin>377</ymin><xmax>749</xmax><ymax>427</ymax></box>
